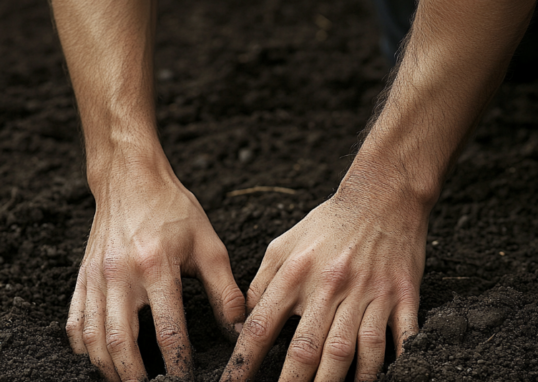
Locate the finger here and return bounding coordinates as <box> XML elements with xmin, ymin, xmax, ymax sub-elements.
<box><xmin>220</xmin><ymin>277</ymin><xmax>296</xmax><ymax>382</ymax></box>
<box><xmin>355</xmin><ymin>300</ymin><xmax>392</xmax><ymax>382</ymax></box>
<box><xmin>147</xmin><ymin>275</ymin><xmax>194</xmax><ymax>379</ymax></box>
<box><xmin>66</xmin><ymin>269</ymin><xmax>88</xmax><ymax>354</ymax></box>
<box><xmin>105</xmin><ymin>284</ymin><xmax>146</xmax><ymax>382</ymax></box>
<box><xmin>246</xmin><ymin>261</ymin><xmax>278</xmax><ymax>314</ymax></box>
<box><xmin>245</xmin><ymin>240</ymin><xmax>285</xmax><ymax>313</ymax></box>
<box><xmin>389</xmin><ymin>300</ymin><xmax>419</xmax><ymax>356</ymax></box>
<box><xmin>199</xmin><ymin>246</ymin><xmax>246</xmax><ymax>339</ymax></box>
<box><xmin>279</xmin><ymin>301</ymin><xmax>337</xmax><ymax>382</ymax></box>
<box><xmin>315</xmin><ymin>299</ymin><xmax>367</xmax><ymax>382</ymax></box>
<box><xmin>83</xmin><ymin>286</ymin><xmax>120</xmax><ymax>382</ymax></box>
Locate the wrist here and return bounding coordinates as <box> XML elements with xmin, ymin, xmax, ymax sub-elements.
<box><xmin>336</xmin><ymin>145</ymin><xmax>441</xmax><ymax>218</ymax></box>
<box><xmin>86</xmin><ymin>137</ymin><xmax>176</xmax><ymax>200</ymax></box>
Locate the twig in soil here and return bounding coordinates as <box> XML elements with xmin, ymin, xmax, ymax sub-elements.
<box><xmin>0</xmin><ymin>187</ymin><xmax>18</xmax><ymax>213</ymax></box>
<box><xmin>442</xmin><ymin>277</ymin><xmax>470</xmax><ymax>280</ymax></box>
<box><xmin>227</xmin><ymin>186</ymin><xmax>296</xmax><ymax>197</ymax></box>
<box><xmin>483</xmin><ymin>333</ymin><xmax>496</xmax><ymax>344</ymax></box>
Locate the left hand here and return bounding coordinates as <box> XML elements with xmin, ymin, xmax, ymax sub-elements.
<box><xmin>221</xmin><ymin>168</ymin><xmax>430</xmax><ymax>381</ymax></box>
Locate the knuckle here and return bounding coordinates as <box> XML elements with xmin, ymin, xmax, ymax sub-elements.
<box><xmin>356</xmin><ymin>372</ymin><xmax>378</xmax><ymax>382</ymax></box>
<box><xmin>359</xmin><ymin>276</ymin><xmax>393</xmax><ymax>300</ymax></box>
<box><xmin>105</xmin><ymin>328</ymin><xmax>129</xmax><ymax>354</ymax></box>
<box><xmin>102</xmin><ymin>255</ymin><xmax>125</xmax><ymax>282</ymax></box>
<box><xmin>282</xmin><ymin>252</ymin><xmax>312</xmax><ymax>280</ymax></box>
<box><xmin>319</xmin><ymin>264</ymin><xmax>350</xmax><ymax>294</ymax></box>
<box><xmin>246</xmin><ymin>285</ymin><xmax>262</xmax><ymax>304</ymax></box>
<box><xmin>156</xmin><ymin>322</ymin><xmax>182</xmax><ymax>349</ymax></box>
<box><xmin>84</xmin><ymin>260</ymin><xmax>101</xmax><ymax>280</ymax></box>
<box><xmin>355</xmin><ymin>271</ymin><xmax>374</xmax><ymax>290</ymax></box>
<box><xmin>214</xmin><ymin>241</ymin><xmax>229</xmax><ymax>259</ymax></box>
<box><xmin>82</xmin><ymin>325</ymin><xmax>100</xmax><ymax>347</ymax></box>
<box><xmin>375</xmin><ymin>287</ymin><xmax>395</xmax><ymax>302</ymax></box>
<box><xmin>321</xmin><ymin>265</ymin><xmax>348</xmax><ymax>284</ymax></box>
<box><xmin>288</xmin><ymin>334</ymin><xmax>321</xmax><ymax>366</ymax></box>
<box><xmin>358</xmin><ymin>327</ymin><xmax>385</xmax><ymax>348</ymax></box>
<box><xmin>261</xmin><ymin>238</ymin><xmax>284</xmax><ymax>266</ymax></box>
<box><xmin>65</xmin><ymin>318</ymin><xmax>82</xmax><ymax>338</ymax></box>
<box><xmin>222</xmin><ymin>284</ymin><xmax>245</xmax><ymax>311</ymax></box>
<box><xmin>324</xmin><ymin>335</ymin><xmax>355</xmax><ymax>362</ymax></box>
<box><xmin>265</xmin><ymin>238</ymin><xmax>282</xmax><ymax>256</ymax></box>
<box><xmin>134</xmin><ymin>246</ymin><xmax>163</xmax><ymax>276</ymax></box>
<box><xmin>244</xmin><ymin>313</ymin><xmax>271</xmax><ymax>340</ymax></box>
<box><xmin>396</xmin><ymin>280</ymin><xmax>419</xmax><ymax>302</ymax></box>
<box><xmin>205</xmin><ymin>241</ymin><xmax>229</xmax><ymax>265</ymax></box>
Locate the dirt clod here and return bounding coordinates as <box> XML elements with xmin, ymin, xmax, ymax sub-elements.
<box><xmin>424</xmin><ymin>313</ymin><xmax>468</xmax><ymax>344</ymax></box>
<box><xmin>467</xmin><ymin>307</ymin><xmax>507</xmax><ymax>330</ymax></box>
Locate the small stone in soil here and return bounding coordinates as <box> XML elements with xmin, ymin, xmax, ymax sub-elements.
<box><xmin>238</xmin><ymin>148</ymin><xmax>253</xmax><ymax>163</ymax></box>
<box><xmin>157</xmin><ymin>68</ymin><xmax>174</xmax><ymax>81</ymax></box>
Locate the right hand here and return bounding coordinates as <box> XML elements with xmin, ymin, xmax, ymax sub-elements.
<box><xmin>66</xmin><ymin>159</ymin><xmax>245</xmax><ymax>381</ymax></box>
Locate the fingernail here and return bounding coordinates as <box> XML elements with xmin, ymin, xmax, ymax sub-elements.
<box><xmin>234</xmin><ymin>322</ymin><xmax>243</xmax><ymax>334</ymax></box>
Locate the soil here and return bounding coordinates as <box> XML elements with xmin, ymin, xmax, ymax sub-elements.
<box><xmin>0</xmin><ymin>0</ymin><xmax>537</xmax><ymax>381</ymax></box>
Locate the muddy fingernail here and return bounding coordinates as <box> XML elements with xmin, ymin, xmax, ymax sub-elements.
<box><xmin>235</xmin><ymin>322</ymin><xmax>243</xmax><ymax>334</ymax></box>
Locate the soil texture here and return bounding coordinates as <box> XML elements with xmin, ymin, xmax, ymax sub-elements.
<box><xmin>0</xmin><ymin>0</ymin><xmax>537</xmax><ymax>381</ymax></box>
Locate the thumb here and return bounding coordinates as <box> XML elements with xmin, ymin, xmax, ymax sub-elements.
<box><xmin>198</xmin><ymin>245</ymin><xmax>246</xmax><ymax>342</ymax></box>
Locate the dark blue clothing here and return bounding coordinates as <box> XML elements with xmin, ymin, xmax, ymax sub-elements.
<box><xmin>370</xmin><ymin>0</ymin><xmax>414</xmax><ymax>65</ymax></box>
<box><xmin>371</xmin><ymin>0</ymin><xmax>538</xmax><ymax>80</ymax></box>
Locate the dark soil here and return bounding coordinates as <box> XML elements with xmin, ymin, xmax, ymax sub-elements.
<box><xmin>0</xmin><ymin>0</ymin><xmax>537</xmax><ymax>381</ymax></box>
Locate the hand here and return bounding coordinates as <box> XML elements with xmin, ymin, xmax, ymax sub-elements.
<box><xmin>66</xmin><ymin>161</ymin><xmax>245</xmax><ymax>381</ymax></box>
<box><xmin>221</xmin><ymin>165</ymin><xmax>430</xmax><ymax>381</ymax></box>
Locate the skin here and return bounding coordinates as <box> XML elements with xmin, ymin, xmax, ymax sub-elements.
<box><xmin>221</xmin><ymin>1</ymin><xmax>535</xmax><ymax>381</ymax></box>
<box><xmin>49</xmin><ymin>0</ymin><xmax>535</xmax><ymax>380</ymax></box>
<box><xmin>52</xmin><ymin>1</ymin><xmax>245</xmax><ymax>381</ymax></box>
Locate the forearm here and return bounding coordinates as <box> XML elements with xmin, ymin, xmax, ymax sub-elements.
<box><xmin>341</xmin><ymin>0</ymin><xmax>535</xmax><ymax>208</ymax></box>
<box><xmin>51</xmin><ymin>0</ymin><xmax>164</xmax><ymax>193</ymax></box>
